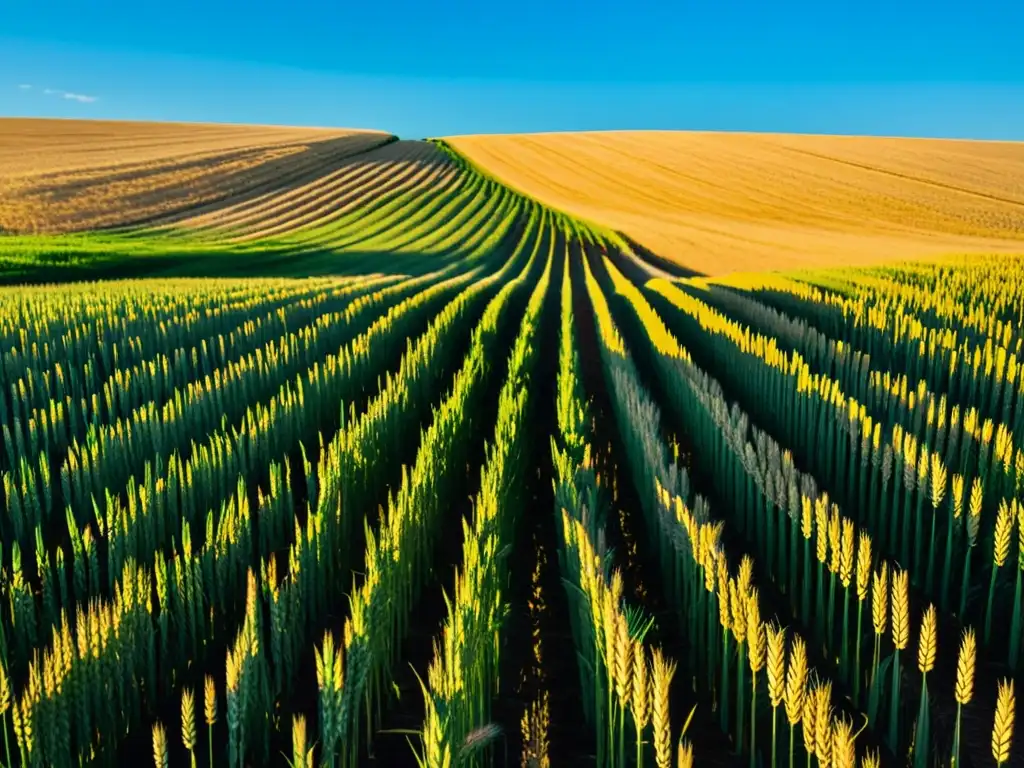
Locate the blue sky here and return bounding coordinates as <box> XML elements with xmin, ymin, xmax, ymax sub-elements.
<box><xmin>2</xmin><ymin>0</ymin><xmax>1023</xmax><ymax>138</ymax></box>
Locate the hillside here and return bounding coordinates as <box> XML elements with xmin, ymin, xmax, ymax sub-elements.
<box><xmin>447</xmin><ymin>130</ymin><xmax>1024</xmax><ymax>274</ymax></box>
<box><xmin>0</xmin><ymin>118</ymin><xmax>393</xmax><ymax>234</ymax></box>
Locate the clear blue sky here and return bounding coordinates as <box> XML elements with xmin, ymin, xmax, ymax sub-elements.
<box><xmin>2</xmin><ymin>0</ymin><xmax>1023</xmax><ymax>139</ymax></box>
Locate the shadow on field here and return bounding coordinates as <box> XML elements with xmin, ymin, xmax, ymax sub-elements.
<box><xmin>614</xmin><ymin>231</ymin><xmax>706</xmax><ymax>280</ymax></box>
<box><xmin>0</xmin><ymin>244</ymin><xmax>467</xmax><ymax>285</ymax></box>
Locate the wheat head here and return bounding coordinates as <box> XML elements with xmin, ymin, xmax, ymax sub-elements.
<box><xmin>747</xmin><ymin>589</ymin><xmax>766</xmax><ymax>674</ymax></box>
<box><xmin>861</xmin><ymin>747</ymin><xmax>880</xmax><ymax>768</ymax></box>
<box><xmin>632</xmin><ymin>640</ymin><xmax>650</xmax><ymax>729</ymax></box>
<box><xmin>204</xmin><ymin>675</ymin><xmax>217</xmax><ymax>726</ymax></box>
<box><xmin>856</xmin><ymin>533</ymin><xmax>872</xmax><ymax>602</ymax></box>
<box><xmin>840</xmin><ymin>520</ymin><xmax>855</xmax><ymax>588</ymax></box>
<box><xmin>652</xmin><ymin>648</ymin><xmax>677</xmax><ymax>768</ymax></box>
<box><xmin>152</xmin><ymin>721</ymin><xmax>168</xmax><ymax>768</ymax></box>
<box><xmin>968</xmin><ymin>478</ymin><xmax>983</xmax><ymax>545</ymax></box>
<box><xmin>803</xmin><ymin>683</ymin><xmax>819</xmax><ymax>757</ymax></box>
<box><xmin>917</xmin><ymin>604</ymin><xmax>937</xmax><ymax>674</ymax></box>
<box><xmin>828</xmin><ymin>507</ymin><xmax>842</xmax><ymax>575</ymax></box>
<box><xmin>676</xmin><ymin>738</ymin><xmax>694</xmax><ymax>768</ymax></box>
<box><xmin>717</xmin><ymin>558</ymin><xmax>731</xmax><ymax>631</ymax></box>
<box><xmin>292</xmin><ymin>715</ymin><xmax>308</xmax><ymax>766</ymax></box>
<box><xmin>767</xmin><ymin>624</ymin><xmax>786</xmax><ymax>708</ymax></box>
<box><xmin>832</xmin><ymin>716</ymin><xmax>856</xmax><ymax>768</ymax></box>
<box><xmin>816</xmin><ymin>498</ymin><xmax>829</xmax><ymax>564</ymax></box>
<box><xmin>1017</xmin><ymin>500</ymin><xmax>1024</xmax><ymax>570</ymax></box>
<box><xmin>954</xmin><ymin>628</ymin><xmax>976</xmax><ymax>705</ymax></box>
<box><xmin>952</xmin><ymin>473</ymin><xmax>965</xmax><ymax>519</ymax></box>
<box><xmin>730</xmin><ymin>581</ymin><xmax>747</xmax><ymax>645</ymax></box>
<box><xmin>784</xmin><ymin>635</ymin><xmax>808</xmax><ymax>726</ymax></box>
<box><xmin>739</xmin><ymin>556</ymin><xmax>754</xmax><ymax>595</ymax></box>
<box><xmin>931</xmin><ymin>455</ymin><xmax>948</xmax><ymax>510</ymax></box>
<box><xmin>872</xmin><ymin>563</ymin><xmax>889</xmax><ymax>636</ymax></box>
<box><xmin>891</xmin><ymin>569</ymin><xmax>910</xmax><ymax>650</ymax></box>
<box><xmin>994</xmin><ymin>500</ymin><xmax>1014</xmax><ymax>568</ymax></box>
<box><xmin>992</xmin><ymin>678</ymin><xmax>1015</xmax><ymax>766</ymax></box>
<box><xmin>181</xmin><ymin>687</ymin><xmax>196</xmax><ymax>751</ymax></box>
<box><xmin>614</xmin><ymin>612</ymin><xmax>633</xmax><ymax>706</ymax></box>
<box><xmin>815</xmin><ymin>683</ymin><xmax>834</xmax><ymax>768</ymax></box>
<box><xmin>0</xmin><ymin>660</ymin><xmax>9</xmax><ymax>716</ymax></box>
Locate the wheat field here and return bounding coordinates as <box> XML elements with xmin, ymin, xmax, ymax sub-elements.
<box><xmin>447</xmin><ymin>130</ymin><xmax>1024</xmax><ymax>274</ymax></box>
<box><xmin>2</xmin><ymin>120</ymin><xmax>1024</xmax><ymax>768</ymax></box>
<box><xmin>0</xmin><ymin>118</ymin><xmax>392</xmax><ymax>234</ymax></box>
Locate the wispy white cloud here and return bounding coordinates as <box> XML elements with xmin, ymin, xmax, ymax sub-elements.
<box><xmin>17</xmin><ymin>84</ymin><xmax>31</xmax><ymax>90</ymax></box>
<box><xmin>41</xmin><ymin>87</ymin><xmax>98</xmax><ymax>103</ymax></box>
<box><xmin>62</xmin><ymin>92</ymin><xmax>98</xmax><ymax>103</ymax></box>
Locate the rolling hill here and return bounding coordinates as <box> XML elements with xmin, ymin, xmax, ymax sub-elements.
<box><xmin>447</xmin><ymin>130</ymin><xmax>1024</xmax><ymax>274</ymax></box>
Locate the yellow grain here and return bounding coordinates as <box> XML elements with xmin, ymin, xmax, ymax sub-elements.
<box><xmin>954</xmin><ymin>628</ymin><xmax>977</xmax><ymax>705</ymax></box>
<box><xmin>891</xmin><ymin>569</ymin><xmax>910</xmax><ymax>650</ymax></box>
<box><xmin>784</xmin><ymin>635</ymin><xmax>808</xmax><ymax>726</ymax></box>
<box><xmin>992</xmin><ymin>679</ymin><xmax>1015</xmax><ymax>766</ymax></box>
<box><xmin>872</xmin><ymin>563</ymin><xmax>889</xmax><ymax>636</ymax></box>
<box><xmin>918</xmin><ymin>604</ymin><xmax>937</xmax><ymax>674</ymax></box>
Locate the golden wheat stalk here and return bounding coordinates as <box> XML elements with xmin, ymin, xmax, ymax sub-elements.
<box><xmin>992</xmin><ymin>679</ymin><xmax>1015</xmax><ymax>766</ymax></box>
<box><xmin>802</xmin><ymin>683</ymin><xmax>818</xmax><ymax>757</ymax></box>
<box><xmin>615</xmin><ymin>612</ymin><xmax>633</xmax><ymax>707</ymax></box>
<box><xmin>832</xmin><ymin>716</ymin><xmax>856</xmax><ymax>768</ymax></box>
<box><xmin>815</xmin><ymin>683</ymin><xmax>833</xmax><ymax>768</ymax></box>
<box><xmin>652</xmin><ymin>648</ymin><xmax>677</xmax><ymax>768</ymax></box>
<box><xmin>181</xmin><ymin>688</ymin><xmax>197</xmax><ymax>752</ymax></box>
<box><xmin>828</xmin><ymin>509</ymin><xmax>842</xmax><ymax>575</ymax></box>
<box><xmin>861</xmin><ymin>747</ymin><xmax>880</xmax><ymax>768</ymax></box>
<box><xmin>856</xmin><ymin>534</ymin><xmax>872</xmax><ymax>602</ymax></box>
<box><xmin>840</xmin><ymin>520</ymin><xmax>855</xmax><ymax>588</ymax></box>
<box><xmin>784</xmin><ymin>635</ymin><xmax>808</xmax><ymax>726</ymax></box>
<box><xmin>872</xmin><ymin>563</ymin><xmax>888</xmax><ymax>636</ymax></box>
<box><xmin>891</xmin><ymin>569</ymin><xmax>910</xmax><ymax>650</ymax></box>
<box><xmin>952</xmin><ymin>474</ymin><xmax>965</xmax><ymax>519</ymax></box>
<box><xmin>152</xmin><ymin>722</ymin><xmax>168</xmax><ymax>768</ymax></box>
<box><xmin>954</xmin><ymin>628</ymin><xmax>977</xmax><ymax>705</ymax></box>
<box><xmin>968</xmin><ymin>478</ymin><xmax>983</xmax><ymax>545</ymax></box>
<box><xmin>731</xmin><ymin>581</ymin><xmax>747</xmax><ymax>645</ymax></box>
<box><xmin>632</xmin><ymin>640</ymin><xmax>650</xmax><ymax>730</ymax></box>
<box><xmin>0</xmin><ymin>660</ymin><xmax>9</xmax><ymax>716</ymax></box>
<box><xmin>747</xmin><ymin>589</ymin><xmax>766</xmax><ymax>674</ymax></box>
<box><xmin>739</xmin><ymin>556</ymin><xmax>754</xmax><ymax>596</ymax></box>
<box><xmin>292</xmin><ymin>715</ymin><xmax>308</xmax><ymax>768</ymax></box>
<box><xmin>676</xmin><ymin>738</ymin><xmax>694</xmax><ymax>768</ymax></box>
<box><xmin>994</xmin><ymin>500</ymin><xmax>1014</xmax><ymax>568</ymax></box>
<box><xmin>717</xmin><ymin>557</ymin><xmax>732</xmax><ymax>631</ymax></box>
<box><xmin>918</xmin><ymin>604</ymin><xmax>937</xmax><ymax>674</ymax></box>
<box><xmin>767</xmin><ymin>625</ymin><xmax>786</xmax><ymax>709</ymax></box>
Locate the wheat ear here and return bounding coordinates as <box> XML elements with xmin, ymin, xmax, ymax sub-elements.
<box><xmin>891</xmin><ymin>569</ymin><xmax>910</xmax><ymax>650</ymax></box>
<box><xmin>181</xmin><ymin>688</ymin><xmax>197</xmax><ymax>752</ymax></box>
<box><xmin>652</xmin><ymin>648</ymin><xmax>676</xmax><ymax>768</ymax></box>
<box><xmin>784</xmin><ymin>635</ymin><xmax>807</xmax><ymax>726</ymax></box>
<box><xmin>992</xmin><ymin>679</ymin><xmax>1015</xmax><ymax>767</ymax></box>
<box><xmin>955</xmin><ymin>628</ymin><xmax>976</xmax><ymax>705</ymax></box>
<box><xmin>918</xmin><ymin>604</ymin><xmax>937</xmax><ymax>674</ymax></box>
<box><xmin>152</xmin><ymin>722</ymin><xmax>168</xmax><ymax>768</ymax></box>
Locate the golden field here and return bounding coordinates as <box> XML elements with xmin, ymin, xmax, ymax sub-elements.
<box><xmin>0</xmin><ymin>118</ymin><xmax>392</xmax><ymax>233</ymax></box>
<box><xmin>447</xmin><ymin>130</ymin><xmax>1024</xmax><ymax>274</ymax></box>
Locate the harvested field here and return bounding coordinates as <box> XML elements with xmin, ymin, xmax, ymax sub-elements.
<box><xmin>0</xmin><ymin>118</ymin><xmax>393</xmax><ymax>234</ymax></box>
<box><xmin>447</xmin><ymin>130</ymin><xmax>1024</xmax><ymax>274</ymax></box>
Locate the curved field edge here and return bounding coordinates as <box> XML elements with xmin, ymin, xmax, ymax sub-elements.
<box><xmin>444</xmin><ymin>131</ymin><xmax>1024</xmax><ymax>276</ymax></box>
